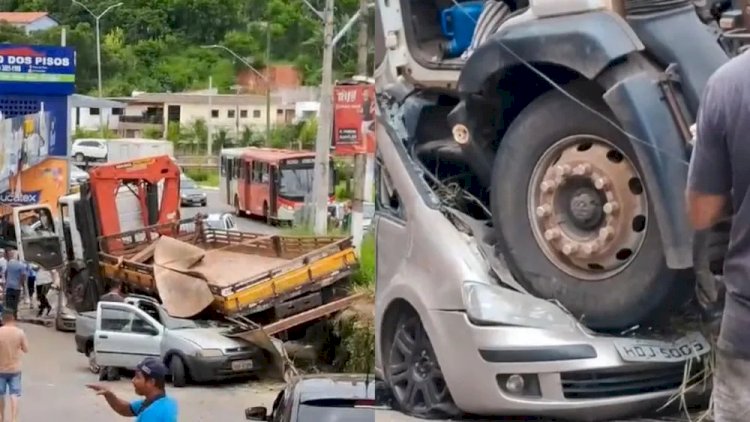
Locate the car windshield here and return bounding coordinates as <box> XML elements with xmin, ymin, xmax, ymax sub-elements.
<box><xmin>279</xmin><ymin>165</ymin><xmax>334</xmax><ymax>200</ymax></box>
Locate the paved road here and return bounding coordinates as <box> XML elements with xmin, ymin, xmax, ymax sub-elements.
<box><xmin>181</xmin><ymin>187</ymin><xmax>279</xmax><ymax>234</ymax></box>
<box><xmin>16</xmin><ymin>322</ymin><xmax>282</xmax><ymax>421</ymax></box>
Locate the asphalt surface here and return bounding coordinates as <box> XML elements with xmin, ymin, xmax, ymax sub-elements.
<box><xmin>15</xmin><ymin>322</ymin><xmax>282</xmax><ymax>421</ymax></box>
<box><xmin>181</xmin><ymin>187</ymin><xmax>279</xmax><ymax>234</ymax></box>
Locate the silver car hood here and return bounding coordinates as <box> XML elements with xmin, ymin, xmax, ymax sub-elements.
<box><xmin>172</xmin><ymin>328</ymin><xmax>247</xmax><ymax>349</ymax></box>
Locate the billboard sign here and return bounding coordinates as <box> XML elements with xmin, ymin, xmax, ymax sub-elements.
<box><xmin>0</xmin><ymin>45</ymin><xmax>76</xmax><ymax>95</ymax></box>
<box><xmin>332</xmin><ymin>83</ymin><xmax>375</xmax><ymax>156</ymax></box>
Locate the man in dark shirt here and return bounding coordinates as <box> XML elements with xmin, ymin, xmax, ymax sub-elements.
<box><xmin>687</xmin><ymin>51</ymin><xmax>750</xmax><ymax>421</ymax></box>
<box><xmin>99</xmin><ymin>281</ymin><xmax>125</xmax><ymax>303</ymax></box>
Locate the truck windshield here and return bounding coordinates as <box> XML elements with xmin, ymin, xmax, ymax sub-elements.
<box><xmin>279</xmin><ymin>165</ymin><xmax>334</xmax><ymax>200</ymax></box>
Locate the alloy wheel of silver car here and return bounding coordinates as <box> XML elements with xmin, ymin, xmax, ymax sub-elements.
<box><xmin>387</xmin><ymin>314</ymin><xmax>460</xmax><ymax>419</ymax></box>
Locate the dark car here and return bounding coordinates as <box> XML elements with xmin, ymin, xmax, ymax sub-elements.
<box><xmin>246</xmin><ymin>374</ymin><xmax>386</xmax><ymax>422</ymax></box>
<box><xmin>180</xmin><ymin>176</ymin><xmax>207</xmax><ymax>207</ymax></box>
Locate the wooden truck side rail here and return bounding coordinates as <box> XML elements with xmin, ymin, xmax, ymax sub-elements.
<box><xmin>95</xmin><ymin>217</ymin><xmax>360</xmax><ymax>318</ymax></box>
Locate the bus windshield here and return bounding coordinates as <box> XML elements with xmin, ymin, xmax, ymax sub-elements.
<box><xmin>279</xmin><ymin>165</ymin><xmax>334</xmax><ymax>200</ymax></box>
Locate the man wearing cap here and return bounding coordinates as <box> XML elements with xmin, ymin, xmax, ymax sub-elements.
<box><xmin>87</xmin><ymin>358</ymin><xmax>178</xmax><ymax>421</ymax></box>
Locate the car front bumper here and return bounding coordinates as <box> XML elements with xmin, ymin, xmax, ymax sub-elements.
<box><xmin>183</xmin><ymin>352</ymin><xmax>266</xmax><ymax>382</ymax></box>
<box><xmin>426</xmin><ymin>310</ymin><xmax>705</xmax><ymax>420</ymax></box>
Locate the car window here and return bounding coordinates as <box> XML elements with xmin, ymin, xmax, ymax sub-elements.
<box><xmin>100</xmin><ymin>306</ymin><xmax>156</xmax><ymax>335</ymax></box>
<box><xmin>181</xmin><ymin>179</ymin><xmax>197</xmax><ymax>189</ymax></box>
<box><xmin>224</xmin><ymin>215</ymin><xmax>235</xmax><ymax>229</ymax></box>
<box><xmin>296</xmin><ymin>404</ymin><xmax>376</xmax><ymax>422</ymax></box>
<box><xmin>100</xmin><ymin>307</ymin><xmax>132</xmax><ymax>331</ymax></box>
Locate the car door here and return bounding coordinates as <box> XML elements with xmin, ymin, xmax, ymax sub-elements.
<box><xmin>94</xmin><ymin>302</ymin><xmax>164</xmax><ymax>369</ymax></box>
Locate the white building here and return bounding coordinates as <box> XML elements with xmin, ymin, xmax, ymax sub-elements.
<box><xmin>70</xmin><ymin>94</ymin><xmax>126</xmax><ymax>132</ymax></box>
<box><xmin>0</xmin><ymin>12</ymin><xmax>58</xmax><ymax>34</ymax></box>
<box><xmin>294</xmin><ymin>101</ymin><xmax>320</xmax><ymax>123</ymax></box>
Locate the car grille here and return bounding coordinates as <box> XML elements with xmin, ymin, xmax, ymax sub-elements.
<box><xmin>560</xmin><ymin>364</ymin><xmax>688</xmax><ymax>399</ymax></box>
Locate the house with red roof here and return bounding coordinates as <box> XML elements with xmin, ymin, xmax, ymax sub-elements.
<box><xmin>0</xmin><ymin>12</ymin><xmax>58</xmax><ymax>34</ymax></box>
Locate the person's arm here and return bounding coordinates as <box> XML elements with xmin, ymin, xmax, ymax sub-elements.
<box><xmin>86</xmin><ymin>385</ymin><xmax>135</xmax><ymax>417</ymax></box>
<box><xmin>686</xmin><ymin>80</ymin><xmax>731</xmax><ymax>231</ymax></box>
<box><xmin>20</xmin><ymin>331</ymin><xmax>28</xmax><ymax>353</ymax></box>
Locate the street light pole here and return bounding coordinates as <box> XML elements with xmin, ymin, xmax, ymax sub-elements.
<box><xmin>202</xmin><ymin>35</ymin><xmax>272</xmax><ymax>146</ymax></box>
<box><xmin>73</xmin><ymin>0</ymin><xmax>122</xmax><ymax>137</ymax></box>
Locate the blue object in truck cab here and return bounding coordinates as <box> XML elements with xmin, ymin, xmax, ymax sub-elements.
<box><xmin>440</xmin><ymin>1</ymin><xmax>485</xmax><ymax>58</ymax></box>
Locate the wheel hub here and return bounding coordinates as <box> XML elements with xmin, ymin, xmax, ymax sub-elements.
<box><xmin>568</xmin><ymin>187</ymin><xmax>604</xmax><ymax>229</ymax></box>
<box><xmin>413</xmin><ymin>350</ymin><xmax>433</xmax><ymax>379</ymax></box>
<box><xmin>529</xmin><ymin>137</ymin><xmax>648</xmax><ymax>281</ymax></box>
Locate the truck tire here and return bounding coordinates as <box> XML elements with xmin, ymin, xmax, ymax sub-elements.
<box><xmin>490</xmin><ymin>85</ymin><xmax>683</xmax><ymax>330</ymax></box>
<box><xmin>169</xmin><ymin>356</ymin><xmax>188</xmax><ymax>388</ymax></box>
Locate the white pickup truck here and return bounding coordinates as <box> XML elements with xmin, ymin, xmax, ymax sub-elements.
<box><xmin>75</xmin><ymin>295</ymin><xmax>267</xmax><ymax>387</ymax></box>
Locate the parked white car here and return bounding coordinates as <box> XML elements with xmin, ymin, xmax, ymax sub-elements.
<box><xmin>71</xmin><ymin>138</ymin><xmax>108</xmax><ymax>162</ymax></box>
<box><xmin>204</xmin><ymin>212</ymin><xmax>238</xmax><ymax>231</ymax></box>
<box><xmin>76</xmin><ymin>296</ymin><xmax>267</xmax><ymax>387</ymax></box>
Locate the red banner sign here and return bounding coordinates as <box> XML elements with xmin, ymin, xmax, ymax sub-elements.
<box><xmin>332</xmin><ymin>83</ymin><xmax>375</xmax><ymax>156</ymax></box>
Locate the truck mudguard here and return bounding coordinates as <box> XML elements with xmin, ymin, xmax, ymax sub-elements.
<box><xmin>603</xmin><ymin>72</ymin><xmax>693</xmax><ymax>269</ymax></box>
<box><xmin>457</xmin><ymin>11</ymin><xmax>644</xmax><ymax>94</ymax></box>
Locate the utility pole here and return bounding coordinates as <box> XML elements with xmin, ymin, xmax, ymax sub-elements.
<box><xmin>265</xmin><ymin>25</ymin><xmax>272</xmax><ymax>146</ymax></box>
<box><xmin>311</xmin><ymin>0</ymin><xmax>336</xmax><ymax>236</ymax></box>
<box><xmin>207</xmin><ymin>76</ymin><xmax>214</xmax><ymax>155</ymax></box>
<box><xmin>351</xmin><ymin>0</ymin><xmax>370</xmax><ymax>250</ymax></box>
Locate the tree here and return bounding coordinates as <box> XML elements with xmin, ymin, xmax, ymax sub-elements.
<box><xmin>1</xmin><ymin>0</ymin><xmax>364</xmax><ymax>94</ymax></box>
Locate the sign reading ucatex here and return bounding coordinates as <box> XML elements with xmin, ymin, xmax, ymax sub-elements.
<box><xmin>0</xmin><ymin>45</ymin><xmax>75</xmax><ymax>95</ymax></box>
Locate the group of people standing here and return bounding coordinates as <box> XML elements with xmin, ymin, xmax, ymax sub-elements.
<box><xmin>0</xmin><ymin>249</ymin><xmax>53</xmax><ymax>319</ymax></box>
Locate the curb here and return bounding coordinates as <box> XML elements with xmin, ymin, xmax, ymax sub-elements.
<box><xmin>200</xmin><ymin>186</ymin><xmax>220</xmax><ymax>191</ymax></box>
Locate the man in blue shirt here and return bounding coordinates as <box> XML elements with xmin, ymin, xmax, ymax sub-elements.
<box><xmin>87</xmin><ymin>358</ymin><xmax>178</xmax><ymax>421</ymax></box>
<box><xmin>3</xmin><ymin>252</ymin><xmax>27</xmax><ymax>319</ymax></box>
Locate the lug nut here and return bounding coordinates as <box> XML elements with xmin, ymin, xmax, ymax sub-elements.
<box><xmin>599</xmin><ymin>227</ymin><xmax>615</xmax><ymax>241</ymax></box>
<box><xmin>544</xmin><ymin>229</ymin><xmax>560</xmax><ymax>241</ymax></box>
<box><xmin>452</xmin><ymin>124</ymin><xmax>470</xmax><ymax>145</ymax></box>
<box><xmin>562</xmin><ymin>243</ymin><xmax>578</xmax><ymax>256</ymax></box>
<box><xmin>579</xmin><ymin>244</ymin><xmax>593</xmax><ymax>256</ymax></box>
<box><xmin>536</xmin><ymin>204</ymin><xmax>552</xmax><ymax>218</ymax></box>
<box><xmin>572</xmin><ymin>164</ymin><xmax>592</xmax><ymax>176</ymax></box>
<box><xmin>540</xmin><ymin>180</ymin><xmax>556</xmax><ymax>193</ymax></box>
<box><xmin>594</xmin><ymin>177</ymin><xmax>608</xmax><ymax>190</ymax></box>
<box><xmin>603</xmin><ymin>202</ymin><xmax>619</xmax><ymax>215</ymax></box>
<box><xmin>555</xmin><ymin>164</ymin><xmax>571</xmax><ymax>177</ymax></box>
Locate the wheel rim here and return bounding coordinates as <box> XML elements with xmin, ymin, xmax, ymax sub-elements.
<box><xmin>528</xmin><ymin>135</ymin><xmax>648</xmax><ymax>281</ymax></box>
<box><xmin>388</xmin><ymin>317</ymin><xmax>453</xmax><ymax>415</ymax></box>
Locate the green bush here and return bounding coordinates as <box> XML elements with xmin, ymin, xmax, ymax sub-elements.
<box><xmin>184</xmin><ymin>168</ymin><xmax>219</xmax><ymax>187</ymax></box>
<box><xmin>352</xmin><ymin>232</ymin><xmax>375</xmax><ymax>287</ymax></box>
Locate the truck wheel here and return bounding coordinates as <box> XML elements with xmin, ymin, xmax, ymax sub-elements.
<box><xmin>385</xmin><ymin>313</ymin><xmax>461</xmax><ymax>419</ymax></box>
<box><xmin>491</xmin><ymin>85</ymin><xmax>682</xmax><ymax>330</ymax></box>
<box><xmin>169</xmin><ymin>356</ymin><xmax>188</xmax><ymax>388</ymax></box>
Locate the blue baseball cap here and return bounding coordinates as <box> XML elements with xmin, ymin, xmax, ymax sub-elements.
<box><xmin>136</xmin><ymin>358</ymin><xmax>168</xmax><ymax>380</ymax></box>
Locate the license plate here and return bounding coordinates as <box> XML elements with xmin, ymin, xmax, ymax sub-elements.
<box><xmin>231</xmin><ymin>359</ymin><xmax>254</xmax><ymax>371</ymax></box>
<box><xmin>614</xmin><ymin>332</ymin><xmax>711</xmax><ymax>363</ymax></box>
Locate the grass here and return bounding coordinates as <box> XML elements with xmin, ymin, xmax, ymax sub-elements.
<box><xmin>184</xmin><ymin>168</ymin><xmax>220</xmax><ymax>187</ymax></box>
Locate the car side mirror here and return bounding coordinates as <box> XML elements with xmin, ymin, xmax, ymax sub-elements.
<box><xmin>245</xmin><ymin>406</ymin><xmax>268</xmax><ymax>420</ymax></box>
<box><xmin>146</xmin><ymin>326</ymin><xmax>160</xmax><ymax>336</ymax></box>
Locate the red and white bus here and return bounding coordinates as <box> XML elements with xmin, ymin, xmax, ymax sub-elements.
<box><xmin>233</xmin><ymin>148</ymin><xmax>335</xmax><ymax>224</ymax></box>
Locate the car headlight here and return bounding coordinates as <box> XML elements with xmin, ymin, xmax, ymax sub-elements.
<box><xmin>196</xmin><ymin>348</ymin><xmax>224</xmax><ymax>357</ymax></box>
<box><xmin>180</xmin><ymin>193</ymin><xmax>188</xmax><ymax>199</ymax></box>
<box><xmin>462</xmin><ymin>281</ymin><xmax>576</xmax><ymax>331</ymax></box>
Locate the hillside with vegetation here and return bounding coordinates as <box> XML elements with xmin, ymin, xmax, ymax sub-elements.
<box><xmin>0</xmin><ymin>0</ymin><xmax>369</xmax><ymax>95</ymax></box>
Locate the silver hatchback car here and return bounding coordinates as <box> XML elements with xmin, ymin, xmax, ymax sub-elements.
<box><xmin>373</xmin><ymin>90</ymin><xmax>711</xmax><ymax>421</ymax></box>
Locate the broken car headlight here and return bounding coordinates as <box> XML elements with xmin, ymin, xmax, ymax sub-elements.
<box><xmin>461</xmin><ymin>281</ymin><xmax>576</xmax><ymax>331</ymax></box>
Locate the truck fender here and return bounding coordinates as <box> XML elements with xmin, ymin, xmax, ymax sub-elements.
<box><xmin>603</xmin><ymin>71</ymin><xmax>693</xmax><ymax>269</ymax></box>
<box><xmin>457</xmin><ymin>11</ymin><xmax>644</xmax><ymax>95</ymax></box>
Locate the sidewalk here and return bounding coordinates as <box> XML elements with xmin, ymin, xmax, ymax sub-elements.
<box><xmin>16</xmin><ymin>288</ymin><xmax>59</xmax><ymax>328</ymax></box>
